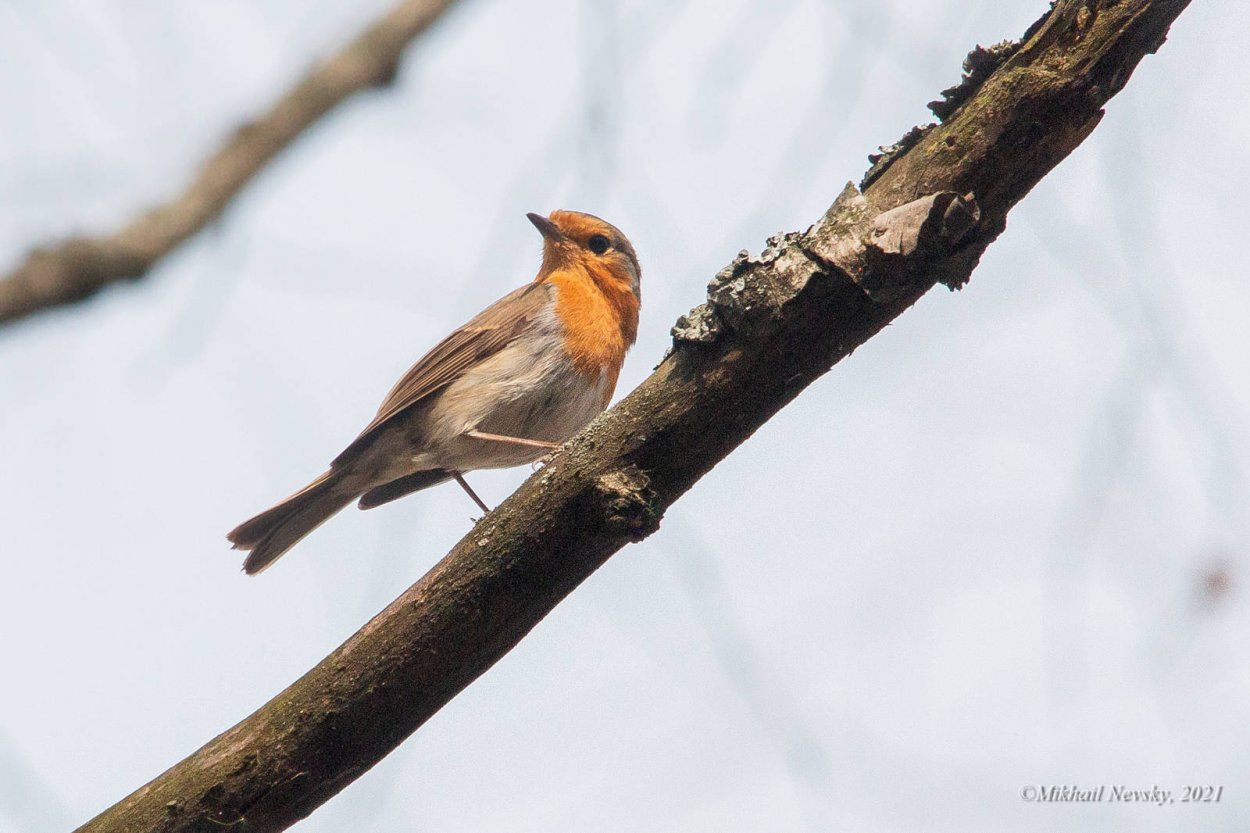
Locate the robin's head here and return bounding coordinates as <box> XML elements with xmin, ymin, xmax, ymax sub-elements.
<box><xmin>527</xmin><ymin>210</ymin><xmax>641</xmax><ymax>300</ymax></box>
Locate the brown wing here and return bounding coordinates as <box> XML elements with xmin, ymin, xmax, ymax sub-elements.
<box><xmin>332</xmin><ymin>281</ymin><xmax>551</xmax><ymax>467</ymax></box>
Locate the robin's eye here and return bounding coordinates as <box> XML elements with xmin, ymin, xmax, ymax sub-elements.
<box><xmin>587</xmin><ymin>234</ymin><xmax>611</xmax><ymax>255</ymax></box>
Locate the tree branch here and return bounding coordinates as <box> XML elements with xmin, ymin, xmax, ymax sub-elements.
<box><xmin>75</xmin><ymin>0</ymin><xmax>1192</xmax><ymax>830</ymax></box>
<box><xmin>0</xmin><ymin>0</ymin><xmax>464</xmax><ymax>329</ymax></box>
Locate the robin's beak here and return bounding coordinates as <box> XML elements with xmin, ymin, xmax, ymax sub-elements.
<box><xmin>527</xmin><ymin>212</ymin><xmax>565</xmax><ymax>243</ymax></box>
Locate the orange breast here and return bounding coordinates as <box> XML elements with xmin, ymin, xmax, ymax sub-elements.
<box><xmin>548</xmin><ymin>267</ymin><xmax>638</xmax><ymax>404</ymax></box>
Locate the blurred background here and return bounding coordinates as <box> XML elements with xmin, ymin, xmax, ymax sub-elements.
<box><xmin>1</xmin><ymin>0</ymin><xmax>1247</xmax><ymax>831</ymax></box>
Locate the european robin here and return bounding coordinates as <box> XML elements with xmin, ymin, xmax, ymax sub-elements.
<box><xmin>228</xmin><ymin>210</ymin><xmax>641</xmax><ymax>574</ymax></box>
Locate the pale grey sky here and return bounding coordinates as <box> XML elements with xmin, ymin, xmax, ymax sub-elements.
<box><xmin>1</xmin><ymin>1</ymin><xmax>1247</xmax><ymax>831</ymax></box>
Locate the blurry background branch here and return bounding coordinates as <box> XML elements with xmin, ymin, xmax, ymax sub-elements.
<box><xmin>75</xmin><ymin>0</ymin><xmax>1192</xmax><ymax>831</ymax></box>
<box><xmin>0</xmin><ymin>0</ymin><xmax>463</xmax><ymax>329</ymax></box>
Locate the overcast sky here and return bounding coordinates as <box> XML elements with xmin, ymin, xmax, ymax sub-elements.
<box><xmin>2</xmin><ymin>1</ymin><xmax>1248</xmax><ymax>831</ymax></box>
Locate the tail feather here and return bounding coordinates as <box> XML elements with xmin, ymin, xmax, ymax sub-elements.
<box><xmin>228</xmin><ymin>471</ymin><xmax>357</xmax><ymax>575</ymax></box>
<box><xmin>358</xmin><ymin>469</ymin><xmax>450</xmax><ymax>509</ymax></box>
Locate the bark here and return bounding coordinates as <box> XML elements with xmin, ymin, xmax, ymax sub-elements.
<box><xmin>0</xmin><ymin>0</ymin><xmax>463</xmax><ymax>328</ymax></box>
<box><xmin>75</xmin><ymin>1</ymin><xmax>1192</xmax><ymax>831</ymax></box>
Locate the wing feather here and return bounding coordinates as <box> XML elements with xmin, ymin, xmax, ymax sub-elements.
<box><xmin>332</xmin><ymin>281</ymin><xmax>551</xmax><ymax>467</ymax></box>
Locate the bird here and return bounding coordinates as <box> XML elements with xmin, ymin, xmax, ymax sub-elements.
<box><xmin>228</xmin><ymin>210</ymin><xmax>641</xmax><ymax>574</ymax></box>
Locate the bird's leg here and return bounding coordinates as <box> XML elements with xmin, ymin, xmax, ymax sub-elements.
<box><xmin>465</xmin><ymin>429</ymin><xmax>561</xmax><ymax>451</ymax></box>
<box><xmin>451</xmin><ymin>471</ymin><xmax>491</xmax><ymax>515</ymax></box>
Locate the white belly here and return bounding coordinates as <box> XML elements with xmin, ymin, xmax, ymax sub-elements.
<box><xmin>412</xmin><ymin>314</ymin><xmax>612</xmax><ymax>472</ymax></box>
